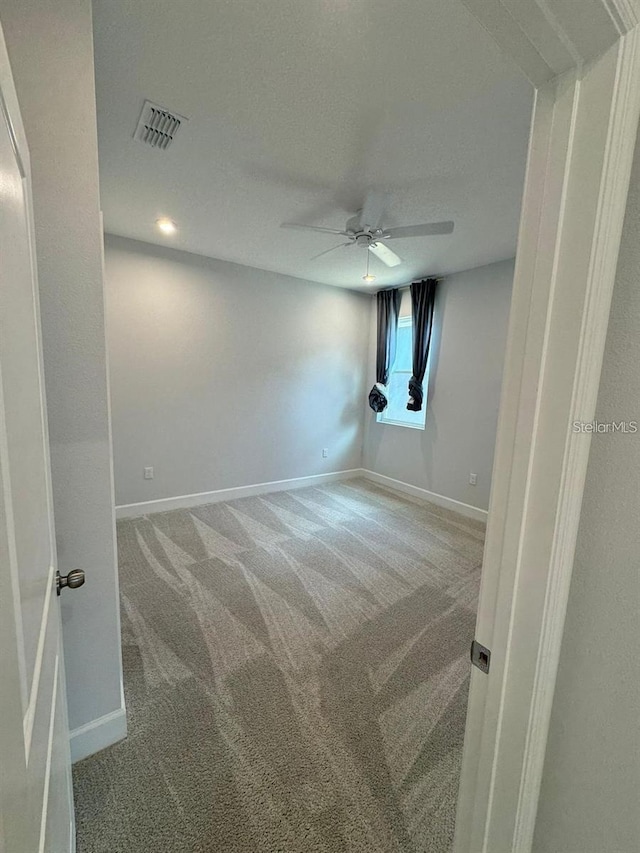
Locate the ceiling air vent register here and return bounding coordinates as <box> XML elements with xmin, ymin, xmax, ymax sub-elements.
<box><xmin>133</xmin><ymin>100</ymin><xmax>188</xmax><ymax>150</ymax></box>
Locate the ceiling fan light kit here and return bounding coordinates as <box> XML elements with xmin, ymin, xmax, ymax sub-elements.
<box><xmin>281</xmin><ymin>189</ymin><xmax>454</xmax><ymax>270</ymax></box>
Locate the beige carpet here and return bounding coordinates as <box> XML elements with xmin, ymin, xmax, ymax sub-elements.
<box><xmin>73</xmin><ymin>478</ymin><xmax>484</xmax><ymax>852</ymax></box>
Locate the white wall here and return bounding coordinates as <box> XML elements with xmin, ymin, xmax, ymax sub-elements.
<box><xmin>533</xmin><ymin>126</ymin><xmax>640</xmax><ymax>853</ymax></box>
<box><xmin>1</xmin><ymin>0</ymin><xmax>124</xmax><ymax>750</ymax></box>
<box><xmin>105</xmin><ymin>235</ymin><xmax>370</xmax><ymax>507</ymax></box>
<box><xmin>363</xmin><ymin>259</ymin><xmax>513</xmax><ymax>511</ymax></box>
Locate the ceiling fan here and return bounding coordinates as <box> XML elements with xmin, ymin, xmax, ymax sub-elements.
<box><xmin>281</xmin><ymin>190</ymin><xmax>454</xmax><ymax>269</ymax></box>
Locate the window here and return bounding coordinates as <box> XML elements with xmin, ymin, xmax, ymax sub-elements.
<box><xmin>376</xmin><ymin>316</ymin><xmax>427</xmax><ymax>429</ymax></box>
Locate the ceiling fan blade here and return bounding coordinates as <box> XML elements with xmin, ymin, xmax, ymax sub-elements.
<box><xmin>369</xmin><ymin>241</ymin><xmax>402</xmax><ymax>268</ymax></box>
<box><xmin>281</xmin><ymin>222</ymin><xmax>348</xmax><ymax>237</ymax></box>
<box><xmin>359</xmin><ymin>189</ymin><xmax>389</xmax><ymax>230</ymax></box>
<box><xmin>383</xmin><ymin>221</ymin><xmax>455</xmax><ymax>240</ymax></box>
<box><xmin>310</xmin><ymin>243</ymin><xmax>352</xmax><ymax>261</ymax></box>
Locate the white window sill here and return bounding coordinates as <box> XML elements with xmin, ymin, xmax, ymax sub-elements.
<box><xmin>376</xmin><ymin>416</ymin><xmax>426</xmax><ymax>430</ymax></box>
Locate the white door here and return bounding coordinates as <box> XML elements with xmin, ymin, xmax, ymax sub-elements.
<box><xmin>0</xmin><ymin>26</ymin><xmax>76</xmax><ymax>853</ymax></box>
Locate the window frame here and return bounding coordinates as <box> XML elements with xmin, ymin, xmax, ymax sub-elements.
<box><xmin>376</xmin><ymin>315</ymin><xmax>427</xmax><ymax>430</ymax></box>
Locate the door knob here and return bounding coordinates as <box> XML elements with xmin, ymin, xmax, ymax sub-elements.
<box><xmin>56</xmin><ymin>569</ymin><xmax>85</xmax><ymax>596</ymax></box>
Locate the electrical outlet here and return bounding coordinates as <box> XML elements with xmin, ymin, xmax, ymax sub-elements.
<box><xmin>322</xmin><ymin>448</ymin><xmax>329</xmax><ymax>458</ymax></box>
<box><xmin>144</xmin><ymin>467</ymin><xmax>154</xmax><ymax>480</ymax></box>
<box><xmin>469</xmin><ymin>472</ymin><xmax>477</xmax><ymax>486</ymax></box>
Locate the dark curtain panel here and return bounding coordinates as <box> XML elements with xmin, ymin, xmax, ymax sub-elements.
<box><xmin>368</xmin><ymin>288</ymin><xmax>400</xmax><ymax>412</ymax></box>
<box><xmin>407</xmin><ymin>278</ymin><xmax>437</xmax><ymax>411</ymax></box>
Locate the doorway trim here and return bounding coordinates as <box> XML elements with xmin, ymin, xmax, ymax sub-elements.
<box><xmin>454</xmin><ymin>3</ymin><xmax>640</xmax><ymax>852</ymax></box>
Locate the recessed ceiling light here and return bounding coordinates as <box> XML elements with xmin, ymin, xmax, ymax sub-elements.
<box><xmin>363</xmin><ymin>274</ymin><xmax>376</xmax><ymax>282</ymax></box>
<box><xmin>156</xmin><ymin>217</ymin><xmax>177</xmax><ymax>235</ymax></box>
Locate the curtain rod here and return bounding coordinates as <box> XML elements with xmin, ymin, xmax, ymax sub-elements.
<box><xmin>375</xmin><ymin>276</ymin><xmax>443</xmax><ymax>294</ymax></box>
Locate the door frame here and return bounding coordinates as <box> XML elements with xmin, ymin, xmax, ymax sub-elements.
<box><xmin>454</xmin><ymin>2</ymin><xmax>640</xmax><ymax>852</ymax></box>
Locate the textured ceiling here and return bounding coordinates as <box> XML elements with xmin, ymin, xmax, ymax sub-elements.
<box><xmin>92</xmin><ymin>0</ymin><xmax>533</xmax><ymax>290</ymax></box>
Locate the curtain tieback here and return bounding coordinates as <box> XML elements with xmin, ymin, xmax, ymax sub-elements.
<box><xmin>407</xmin><ymin>376</ymin><xmax>423</xmax><ymax>412</ymax></box>
<box><xmin>368</xmin><ymin>383</ymin><xmax>388</xmax><ymax>413</ymax></box>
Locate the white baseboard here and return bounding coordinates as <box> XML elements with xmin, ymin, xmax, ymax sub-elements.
<box><xmin>361</xmin><ymin>469</ymin><xmax>488</xmax><ymax>522</ymax></box>
<box><xmin>115</xmin><ymin>468</ymin><xmax>364</xmax><ymax>519</ymax></box>
<box><xmin>69</xmin><ymin>705</ymin><xmax>127</xmax><ymax>763</ymax></box>
<box><xmin>115</xmin><ymin>467</ymin><xmax>488</xmax><ymax>522</ymax></box>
